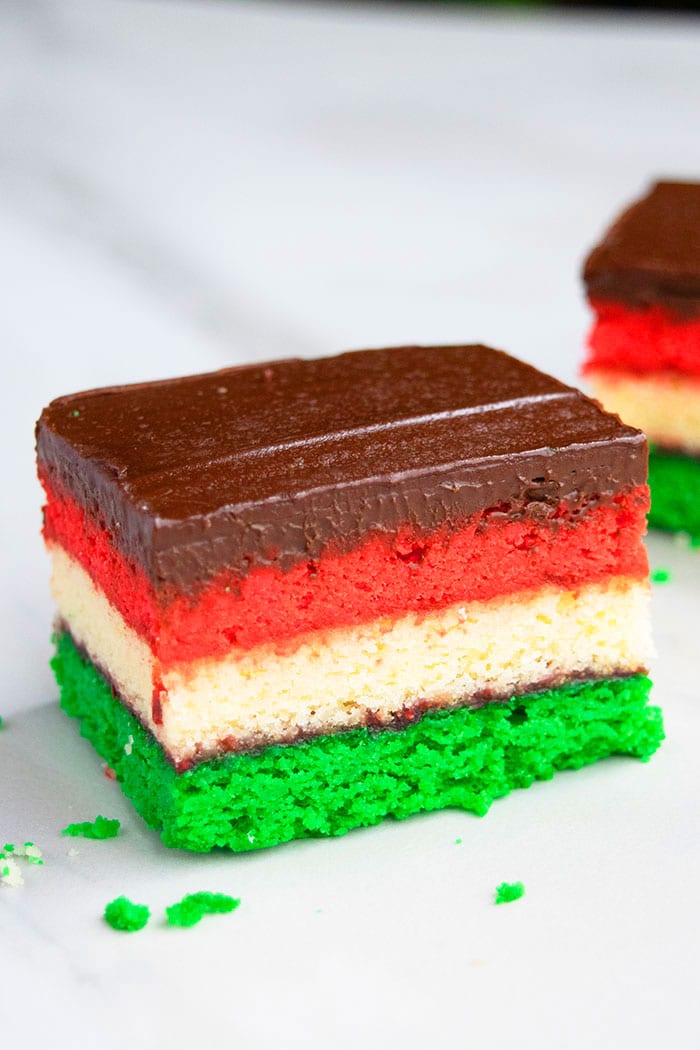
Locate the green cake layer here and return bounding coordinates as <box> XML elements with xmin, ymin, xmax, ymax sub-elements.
<box><xmin>52</xmin><ymin>633</ymin><xmax>663</xmax><ymax>853</ymax></box>
<box><xmin>649</xmin><ymin>448</ymin><xmax>700</xmax><ymax>542</ymax></box>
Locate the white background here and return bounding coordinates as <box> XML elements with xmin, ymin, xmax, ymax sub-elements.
<box><xmin>1</xmin><ymin>2</ymin><xmax>699</xmax><ymax>1047</ymax></box>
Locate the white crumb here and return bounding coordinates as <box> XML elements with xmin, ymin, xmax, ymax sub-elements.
<box><xmin>15</xmin><ymin>842</ymin><xmax>43</xmax><ymax>864</ymax></box>
<box><xmin>0</xmin><ymin>856</ymin><xmax>24</xmax><ymax>887</ymax></box>
<box><xmin>673</xmin><ymin>530</ymin><xmax>694</xmax><ymax>549</ymax></box>
<box><xmin>124</xmin><ymin>734</ymin><xmax>134</xmax><ymax>756</ymax></box>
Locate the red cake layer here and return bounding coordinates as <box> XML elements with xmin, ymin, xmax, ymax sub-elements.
<box><xmin>42</xmin><ymin>478</ymin><xmax>650</xmax><ymax>668</ymax></box>
<box><xmin>585</xmin><ymin>301</ymin><xmax>700</xmax><ymax>379</ymax></box>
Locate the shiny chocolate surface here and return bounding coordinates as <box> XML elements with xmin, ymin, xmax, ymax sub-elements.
<box><xmin>584</xmin><ymin>180</ymin><xmax>700</xmax><ymax>316</ymax></box>
<box><xmin>37</xmin><ymin>345</ymin><xmax>646</xmax><ymax>589</ymax></box>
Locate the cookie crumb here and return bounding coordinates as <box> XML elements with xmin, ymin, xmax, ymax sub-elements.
<box><xmin>0</xmin><ymin>855</ymin><xmax>23</xmax><ymax>887</ymax></box>
<box><xmin>166</xmin><ymin>892</ymin><xmax>240</xmax><ymax>928</ymax></box>
<box><xmin>495</xmin><ymin>881</ymin><xmax>525</xmax><ymax>905</ymax></box>
<box><xmin>16</xmin><ymin>842</ymin><xmax>43</xmax><ymax>865</ymax></box>
<box><xmin>104</xmin><ymin>896</ymin><xmax>150</xmax><ymax>932</ymax></box>
<box><xmin>62</xmin><ymin>816</ymin><xmax>120</xmax><ymax>840</ymax></box>
<box><xmin>1</xmin><ymin>841</ymin><xmax>43</xmax><ymax>877</ymax></box>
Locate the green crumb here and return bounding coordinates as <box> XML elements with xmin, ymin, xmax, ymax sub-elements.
<box><xmin>72</xmin><ymin>409</ymin><xmax>80</xmax><ymax>417</ymax></box>
<box><xmin>104</xmin><ymin>896</ymin><xmax>150</xmax><ymax>932</ymax></box>
<box><xmin>166</xmin><ymin>892</ymin><xmax>241</xmax><ymax>928</ymax></box>
<box><xmin>455</xmin><ymin>838</ymin><xmax>462</xmax><ymax>845</ymax></box>
<box><xmin>62</xmin><ymin>816</ymin><xmax>120</xmax><ymax>840</ymax></box>
<box><xmin>495</xmin><ymin>881</ymin><xmax>525</xmax><ymax>905</ymax></box>
<box><xmin>3</xmin><ymin>843</ymin><xmax>15</xmax><ymax>853</ymax></box>
<box><xmin>651</xmin><ymin>569</ymin><xmax>671</xmax><ymax>584</ymax></box>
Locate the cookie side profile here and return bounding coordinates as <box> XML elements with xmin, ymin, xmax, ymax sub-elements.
<box><xmin>583</xmin><ymin>180</ymin><xmax>700</xmax><ymax>539</ymax></box>
<box><xmin>37</xmin><ymin>345</ymin><xmax>661</xmax><ymax>851</ymax></box>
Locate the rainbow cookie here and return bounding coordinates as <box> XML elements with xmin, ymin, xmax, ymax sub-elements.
<box><xmin>37</xmin><ymin>345</ymin><xmax>662</xmax><ymax>852</ymax></box>
<box><xmin>583</xmin><ymin>180</ymin><xmax>700</xmax><ymax>541</ymax></box>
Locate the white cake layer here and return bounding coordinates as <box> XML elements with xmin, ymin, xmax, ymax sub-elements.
<box><xmin>589</xmin><ymin>369</ymin><xmax>700</xmax><ymax>455</ymax></box>
<box><xmin>50</xmin><ymin>543</ymin><xmax>652</xmax><ymax>766</ymax></box>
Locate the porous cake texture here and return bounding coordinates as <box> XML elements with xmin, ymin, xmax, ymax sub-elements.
<box><xmin>54</xmin><ymin>633</ymin><xmax>660</xmax><ymax>853</ymax></box>
<box><xmin>583</xmin><ymin>180</ymin><xmax>700</xmax><ymax>539</ymax></box>
<box><xmin>37</xmin><ymin>345</ymin><xmax>661</xmax><ymax>851</ymax></box>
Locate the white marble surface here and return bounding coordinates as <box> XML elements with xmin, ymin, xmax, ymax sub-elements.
<box><xmin>2</xmin><ymin>1</ymin><xmax>700</xmax><ymax>1046</ymax></box>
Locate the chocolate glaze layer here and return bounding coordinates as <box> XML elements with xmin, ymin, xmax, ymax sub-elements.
<box><xmin>37</xmin><ymin>345</ymin><xmax>646</xmax><ymax>592</ymax></box>
<box><xmin>584</xmin><ymin>180</ymin><xmax>700</xmax><ymax>317</ymax></box>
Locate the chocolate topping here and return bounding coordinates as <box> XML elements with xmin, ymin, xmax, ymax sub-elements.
<box><xmin>584</xmin><ymin>180</ymin><xmax>700</xmax><ymax>317</ymax></box>
<box><xmin>37</xmin><ymin>345</ymin><xmax>646</xmax><ymax>592</ymax></box>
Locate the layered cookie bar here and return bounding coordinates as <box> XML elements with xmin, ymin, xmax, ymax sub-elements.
<box><xmin>37</xmin><ymin>345</ymin><xmax>662</xmax><ymax>852</ymax></box>
<box><xmin>583</xmin><ymin>180</ymin><xmax>700</xmax><ymax>540</ymax></box>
